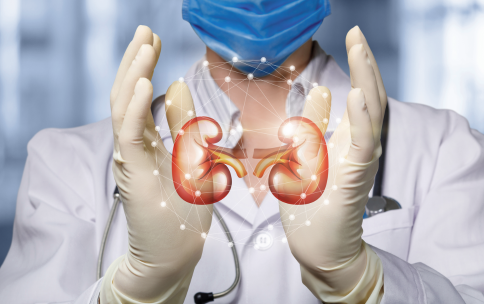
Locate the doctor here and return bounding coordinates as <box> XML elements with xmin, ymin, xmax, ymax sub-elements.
<box><xmin>1</xmin><ymin>0</ymin><xmax>484</xmax><ymax>303</ymax></box>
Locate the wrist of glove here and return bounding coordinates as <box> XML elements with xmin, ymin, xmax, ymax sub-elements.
<box><xmin>101</xmin><ymin>255</ymin><xmax>196</xmax><ymax>304</ymax></box>
<box><xmin>301</xmin><ymin>242</ymin><xmax>384</xmax><ymax>303</ymax></box>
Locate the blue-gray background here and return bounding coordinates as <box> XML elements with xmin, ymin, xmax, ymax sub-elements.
<box><xmin>1</xmin><ymin>0</ymin><xmax>483</xmax><ymax>266</ymax></box>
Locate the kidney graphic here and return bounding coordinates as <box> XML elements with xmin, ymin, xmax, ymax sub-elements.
<box><xmin>253</xmin><ymin>117</ymin><xmax>328</xmax><ymax>205</ymax></box>
<box><xmin>172</xmin><ymin>117</ymin><xmax>247</xmax><ymax>205</ymax></box>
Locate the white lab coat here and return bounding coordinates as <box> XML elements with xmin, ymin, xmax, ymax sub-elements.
<box><xmin>1</xmin><ymin>53</ymin><xmax>484</xmax><ymax>304</ymax></box>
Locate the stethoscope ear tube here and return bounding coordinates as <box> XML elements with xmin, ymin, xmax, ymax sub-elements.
<box><xmin>97</xmin><ymin>187</ymin><xmax>241</xmax><ymax>303</ymax></box>
<box><xmin>97</xmin><ymin>186</ymin><xmax>121</xmax><ymax>281</ymax></box>
<box><xmin>194</xmin><ymin>206</ymin><xmax>241</xmax><ymax>303</ymax></box>
<box><xmin>194</xmin><ymin>292</ymin><xmax>214</xmax><ymax>304</ymax></box>
<box><xmin>373</xmin><ymin>103</ymin><xmax>389</xmax><ymax>197</ymax></box>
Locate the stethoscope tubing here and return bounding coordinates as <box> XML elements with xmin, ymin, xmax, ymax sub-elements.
<box><xmin>96</xmin><ymin>187</ymin><xmax>241</xmax><ymax>302</ymax></box>
<box><xmin>211</xmin><ymin>206</ymin><xmax>240</xmax><ymax>298</ymax></box>
<box><xmin>97</xmin><ymin>187</ymin><xmax>121</xmax><ymax>281</ymax></box>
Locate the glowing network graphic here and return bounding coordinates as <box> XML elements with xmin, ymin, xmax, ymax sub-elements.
<box><xmin>150</xmin><ymin>56</ymin><xmax>350</xmax><ymax>249</ymax></box>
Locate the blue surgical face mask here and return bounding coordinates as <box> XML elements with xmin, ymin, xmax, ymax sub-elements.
<box><xmin>182</xmin><ymin>0</ymin><xmax>331</xmax><ymax>77</ymax></box>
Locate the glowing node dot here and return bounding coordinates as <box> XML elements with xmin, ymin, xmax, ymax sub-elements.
<box><xmin>332</xmin><ymin>185</ymin><xmax>338</xmax><ymax>191</ymax></box>
<box><xmin>178</xmin><ymin>77</ymin><xmax>184</xmax><ymax>83</ymax></box>
<box><xmin>313</xmin><ymin>82</ymin><xmax>319</xmax><ymax>88</ymax></box>
<box><xmin>323</xmin><ymin>118</ymin><xmax>329</xmax><ymax>124</ymax></box>
<box><xmin>195</xmin><ymin>190</ymin><xmax>201</xmax><ymax>197</ymax></box>
<box><xmin>306</xmin><ymin>95</ymin><xmax>312</xmax><ymax>101</ymax></box>
<box><xmin>323</xmin><ymin>92</ymin><xmax>329</xmax><ymax>99</ymax></box>
<box><xmin>185</xmin><ymin>173</ymin><xmax>192</xmax><ymax>180</ymax></box>
<box><xmin>225</xmin><ymin>76</ymin><xmax>231</xmax><ymax>83</ymax></box>
<box><xmin>292</xmin><ymin>136</ymin><xmax>299</xmax><ymax>143</ymax></box>
<box><xmin>287</xmin><ymin>79</ymin><xmax>293</xmax><ymax>85</ymax></box>
<box><xmin>282</xmin><ymin>237</ymin><xmax>288</xmax><ymax>243</ymax></box>
<box><xmin>254</xmin><ymin>244</ymin><xmax>260</xmax><ymax>250</ymax></box>
<box><xmin>290</xmin><ymin>65</ymin><xmax>295</xmax><ymax>71</ymax></box>
<box><xmin>311</xmin><ymin>175</ymin><xmax>317</xmax><ymax>181</ymax></box>
<box><xmin>247</xmin><ymin>73</ymin><xmax>254</xmax><ymax>80</ymax></box>
<box><xmin>289</xmin><ymin>214</ymin><xmax>295</xmax><ymax>221</ymax></box>
<box><xmin>153</xmin><ymin>170</ymin><xmax>159</xmax><ymax>176</ymax></box>
<box><xmin>283</xmin><ymin>123</ymin><xmax>294</xmax><ymax>137</ymax></box>
<box><xmin>232</xmin><ymin>57</ymin><xmax>238</xmax><ymax>62</ymax></box>
<box><xmin>324</xmin><ymin>199</ymin><xmax>329</xmax><ymax>205</ymax></box>
<box><xmin>339</xmin><ymin>157</ymin><xmax>345</xmax><ymax>164</ymax></box>
<box><xmin>268</xmin><ymin>224</ymin><xmax>274</xmax><ymax>231</ymax></box>
<box><xmin>367</xmin><ymin>58</ymin><xmax>371</xmax><ymax>65</ymax></box>
<box><xmin>178</xmin><ymin>129</ymin><xmax>185</xmax><ymax>135</ymax></box>
<box><xmin>166</xmin><ymin>99</ymin><xmax>172</xmax><ymax>106</ymax></box>
<box><xmin>180</xmin><ymin>224</ymin><xmax>186</xmax><ymax>230</ymax></box>
<box><xmin>305</xmin><ymin>220</ymin><xmax>311</xmax><ymax>226</ymax></box>
<box><xmin>230</xmin><ymin>129</ymin><xmax>236</xmax><ymax>135</ymax></box>
<box><xmin>151</xmin><ymin>141</ymin><xmax>157</xmax><ymax>147</ymax></box>
<box><xmin>203</xmin><ymin>60</ymin><xmax>209</xmax><ymax>67</ymax></box>
<box><xmin>260</xmin><ymin>185</ymin><xmax>266</xmax><ymax>191</ymax></box>
<box><xmin>328</xmin><ymin>143</ymin><xmax>334</xmax><ymax>148</ymax></box>
<box><xmin>228</xmin><ymin>242</ymin><xmax>234</xmax><ymax>248</ymax></box>
<box><xmin>237</xmin><ymin>125</ymin><xmax>243</xmax><ymax>132</ymax></box>
<box><xmin>160</xmin><ymin>201</ymin><xmax>166</xmax><ymax>207</ymax></box>
<box><xmin>249</xmin><ymin>187</ymin><xmax>255</xmax><ymax>194</ymax></box>
<box><xmin>201</xmin><ymin>232</ymin><xmax>207</xmax><ymax>239</ymax></box>
<box><xmin>261</xmin><ymin>57</ymin><xmax>267</xmax><ymax>63</ymax></box>
<box><xmin>155</xmin><ymin>126</ymin><xmax>160</xmax><ymax>132</ymax></box>
<box><xmin>336</xmin><ymin>118</ymin><xmax>342</xmax><ymax>124</ymax></box>
<box><xmin>187</xmin><ymin>110</ymin><xmax>194</xmax><ymax>117</ymax></box>
<box><xmin>300</xmin><ymin>193</ymin><xmax>307</xmax><ymax>199</ymax></box>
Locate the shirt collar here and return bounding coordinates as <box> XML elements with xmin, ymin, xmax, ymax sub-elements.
<box><xmin>184</xmin><ymin>59</ymin><xmax>242</xmax><ymax>148</ymax></box>
<box><xmin>286</xmin><ymin>41</ymin><xmax>329</xmax><ymax>119</ymax></box>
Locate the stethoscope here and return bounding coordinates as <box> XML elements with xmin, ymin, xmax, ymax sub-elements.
<box><xmin>97</xmin><ymin>104</ymin><xmax>398</xmax><ymax>304</ymax></box>
<box><xmin>96</xmin><ymin>188</ymin><xmax>240</xmax><ymax>304</ymax></box>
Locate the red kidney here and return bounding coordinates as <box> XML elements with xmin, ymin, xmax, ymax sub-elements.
<box><xmin>172</xmin><ymin>117</ymin><xmax>247</xmax><ymax>205</ymax></box>
<box><xmin>253</xmin><ymin>117</ymin><xmax>328</xmax><ymax>205</ymax></box>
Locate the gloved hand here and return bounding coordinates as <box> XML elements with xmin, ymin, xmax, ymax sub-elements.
<box><xmin>100</xmin><ymin>26</ymin><xmax>213</xmax><ymax>304</ymax></box>
<box><xmin>279</xmin><ymin>26</ymin><xmax>387</xmax><ymax>303</ymax></box>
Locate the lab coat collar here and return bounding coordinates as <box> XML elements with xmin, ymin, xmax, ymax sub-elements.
<box><xmin>286</xmin><ymin>41</ymin><xmax>330</xmax><ymax>118</ymax></box>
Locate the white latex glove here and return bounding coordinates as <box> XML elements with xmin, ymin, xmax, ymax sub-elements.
<box><xmin>280</xmin><ymin>26</ymin><xmax>387</xmax><ymax>303</ymax></box>
<box><xmin>100</xmin><ymin>26</ymin><xmax>212</xmax><ymax>304</ymax></box>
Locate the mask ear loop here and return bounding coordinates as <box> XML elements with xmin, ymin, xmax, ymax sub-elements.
<box><xmin>194</xmin><ymin>206</ymin><xmax>240</xmax><ymax>304</ymax></box>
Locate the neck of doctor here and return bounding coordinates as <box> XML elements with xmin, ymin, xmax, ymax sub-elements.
<box><xmin>206</xmin><ymin>40</ymin><xmax>313</xmax><ymax>83</ymax></box>
<box><xmin>206</xmin><ymin>40</ymin><xmax>314</xmax><ymax>207</ymax></box>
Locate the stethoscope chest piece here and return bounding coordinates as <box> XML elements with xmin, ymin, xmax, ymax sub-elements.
<box><xmin>365</xmin><ymin>196</ymin><xmax>401</xmax><ymax>218</ymax></box>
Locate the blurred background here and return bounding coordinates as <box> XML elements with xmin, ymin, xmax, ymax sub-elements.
<box><xmin>0</xmin><ymin>0</ymin><xmax>483</xmax><ymax>265</ymax></box>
